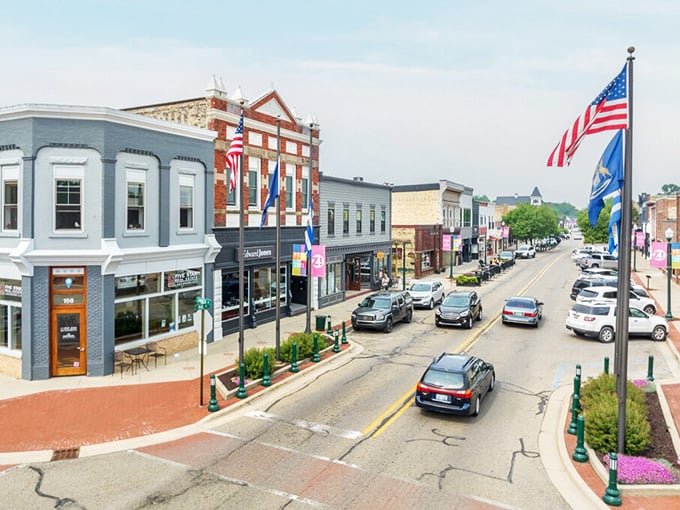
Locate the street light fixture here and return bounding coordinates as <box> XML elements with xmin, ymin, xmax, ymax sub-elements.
<box><xmin>665</xmin><ymin>227</ymin><xmax>674</xmax><ymax>320</ymax></box>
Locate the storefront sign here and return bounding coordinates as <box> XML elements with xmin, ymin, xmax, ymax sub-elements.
<box><xmin>165</xmin><ymin>269</ymin><xmax>202</xmax><ymax>289</ymax></box>
<box><xmin>237</xmin><ymin>245</ymin><xmax>275</xmax><ymax>261</ymax></box>
<box><xmin>0</xmin><ymin>279</ymin><xmax>21</xmax><ymax>301</ymax></box>
<box><xmin>53</xmin><ymin>294</ymin><xmax>84</xmax><ymax>306</ymax></box>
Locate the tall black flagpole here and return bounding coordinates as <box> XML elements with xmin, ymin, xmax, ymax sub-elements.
<box><xmin>305</xmin><ymin>121</ymin><xmax>314</xmax><ymax>334</ymax></box>
<box><xmin>275</xmin><ymin>116</ymin><xmax>281</xmax><ymax>360</ymax></box>
<box><xmin>615</xmin><ymin>46</ymin><xmax>635</xmax><ymax>453</ymax></box>
<box><xmin>237</xmin><ymin>100</ymin><xmax>247</xmax><ymax>398</ymax></box>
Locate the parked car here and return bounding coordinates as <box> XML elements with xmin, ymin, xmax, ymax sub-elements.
<box><xmin>515</xmin><ymin>244</ymin><xmax>536</xmax><ymax>259</ymax></box>
<box><xmin>577</xmin><ymin>252</ymin><xmax>618</xmax><ymax>270</ymax></box>
<box><xmin>408</xmin><ymin>280</ymin><xmax>445</xmax><ymax>309</ymax></box>
<box><xmin>581</xmin><ymin>267</ymin><xmax>618</xmax><ymax>278</ymax></box>
<box><xmin>501</xmin><ymin>296</ymin><xmax>543</xmax><ymax>327</ymax></box>
<box><xmin>435</xmin><ymin>290</ymin><xmax>483</xmax><ymax>329</ymax></box>
<box><xmin>415</xmin><ymin>353</ymin><xmax>495</xmax><ymax>416</ymax></box>
<box><xmin>499</xmin><ymin>250</ymin><xmax>514</xmax><ymax>262</ymax></box>
<box><xmin>576</xmin><ymin>286</ymin><xmax>656</xmax><ymax>315</ymax></box>
<box><xmin>565</xmin><ymin>302</ymin><xmax>669</xmax><ymax>343</ymax></box>
<box><xmin>573</xmin><ymin>232</ymin><xmax>583</xmax><ymax>240</ymax></box>
<box><xmin>570</xmin><ymin>276</ymin><xmax>648</xmax><ymax>300</ymax></box>
<box><xmin>351</xmin><ymin>290</ymin><xmax>413</xmax><ymax>333</ymax></box>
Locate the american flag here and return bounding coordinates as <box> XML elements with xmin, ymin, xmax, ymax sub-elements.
<box><xmin>226</xmin><ymin>112</ymin><xmax>244</xmax><ymax>193</ymax></box>
<box><xmin>547</xmin><ymin>64</ymin><xmax>628</xmax><ymax>167</ymax></box>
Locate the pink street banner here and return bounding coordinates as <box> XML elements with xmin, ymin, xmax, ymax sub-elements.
<box><xmin>674</xmin><ymin>243</ymin><xmax>680</xmax><ymax>270</ymax></box>
<box><xmin>651</xmin><ymin>241</ymin><xmax>680</xmax><ymax>269</ymax></box>
<box><xmin>442</xmin><ymin>235</ymin><xmax>451</xmax><ymax>252</ymax></box>
<box><xmin>635</xmin><ymin>231</ymin><xmax>645</xmax><ymax>248</ymax></box>
<box><xmin>502</xmin><ymin>226</ymin><xmax>510</xmax><ymax>239</ymax></box>
<box><xmin>310</xmin><ymin>245</ymin><xmax>326</xmax><ymax>277</ymax></box>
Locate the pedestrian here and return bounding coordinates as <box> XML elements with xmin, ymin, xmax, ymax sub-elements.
<box><xmin>381</xmin><ymin>273</ymin><xmax>390</xmax><ymax>290</ymax></box>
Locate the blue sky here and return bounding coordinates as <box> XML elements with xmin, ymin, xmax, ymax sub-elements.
<box><xmin>3</xmin><ymin>1</ymin><xmax>678</xmax><ymax>208</ymax></box>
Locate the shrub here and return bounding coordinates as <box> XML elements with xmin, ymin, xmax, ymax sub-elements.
<box><xmin>455</xmin><ymin>274</ymin><xmax>480</xmax><ymax>286</ymax></box>
<box><xmin>237</xmin><ymin>346</ymin><xmax>277</xmax><ymax>380</ymax></box>
<box><xmin>581</xmin><ymin>373</ymin><xmax>650</xmax><ymax>455</ymax></box>
<box><xmin>279</xmin><ymin>332</ymin><xmax>330</xmax><ymax>362</ymax></box>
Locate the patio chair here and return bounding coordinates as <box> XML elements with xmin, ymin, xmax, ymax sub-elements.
<box><xmin>113</xmin><ymin>351</ymin><xmax>133</xmax><ymax>378</ymax></box>
<box><xmin>146</xmin><ymin>341</ymin><xmax>167</xmax><ymax>368</ymax></box>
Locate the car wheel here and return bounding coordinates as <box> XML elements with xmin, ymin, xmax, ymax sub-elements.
<box><xmin>353</xmin><ymin>324</ymin><xmax>360</xmax><ymax>332</ymax></box>
<box><xmin>591</xmin><ymin>264</ymin><xmax>599</xmax><ymax>268</ymax></box>
<box><xmin>467</xmin><ymin>316</ymin><xmax>473</xmax><ymax>329</ymax></box>
<box><xmin>651</xmin><ymin>325</ymin><xmax>667</xmax><ymax>341</ymax></box>
<box><xmin>384</xmin><ymin>317</ymin><xmax>393</xmax><ymax>333</ymax></box>
<box><xmin>598</xmin><ymin>326</ymin><xmax>615</xmax><ymax>343</ymax></box>
<box><xmin>428</xmin><ymin>298</ymin><xmax>434</xmax><ymax>310</ymax></box>
<box><xmin>472</xmin><ymin>396</ymin><xmax>481</xmax><ymax>416</ymax></box>
<box><xmin>405</xmin><ymin>309</ymin><xmax>413</xmax><ymax>323</ymax></box>
<box><xmin>488</xmin><ymin>372</ymin><xmax>495</xmax><ymax>392</ymax></box>
<box><xmin>477</xmin><ymin>307</ymin><xmax>483</xmax><ymax>321</ymax></box>
<box><xmin>643</xmin><ymin>305</ymin><xmax>656</xmax><ymax>315</ymax></box>
<box><xmin>435</xmin><ymin>319</ymin><xmax>441</xmax><ymax>327</ymax></box>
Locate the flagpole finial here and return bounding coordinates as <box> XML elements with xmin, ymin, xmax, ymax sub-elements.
<box><xmin>627</xmin><ymin>46</ymin><xmax>635</xmax><ymax>55</ymax></box>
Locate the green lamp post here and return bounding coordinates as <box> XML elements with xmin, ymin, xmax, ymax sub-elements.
<box><xmin>666</xmin><ymin>227</ymin><xmax>674</xmax><ymax>320</ymax></box>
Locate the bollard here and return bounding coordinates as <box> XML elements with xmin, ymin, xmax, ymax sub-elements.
<box><xmin>208</xmin><ymin>374</ymin><xmax>220</xmax><ymax>412</ymax></box>
<box><xmin>327</xmin><ymin>315</ymin><xmax>332</xmax><ymax>335</ymax></box>
<box><xmin>262</xmin><ymin>352</ymin><xmax>272</xmax><ymax>386</ymax></box>
<box><xmin>572</xmin><ymin>415</ymin><xmax>589</xmax><ymax>462</ymax></box>
<box><xmin>647</xmin><ymin>355</ymin><xmax>655</xmax><ymax>382</ymax></box>
<box><xmin>572</xmin><ymin>376</ymin><xmax>582</xmax><ymax>412</ymax></box>
<box><xmin>289</xmin><ymin>342</ymin><xmax>299</xmax><ymax>373</ymax></box>
<box><xmin>334</xmin><ymin>329</ymin><xmax>340</xmax><ymax>349</ymax></box>
<box><xmin>567</xmin><ymin>396</ymin><xmax>579</xmax><ymax>435</ymax></box>
<box><xmin>341</xmin><ymin>321</ymin><xmax>348</xmax><ymax>344</ymax></box>
<box><xmin>332</xmin><ymin>329</ymin><xmax>340</xmax><ymax>353</ymax></box>
<box><xmin>602</xmin><ymin>452</ymin><xmax>622</xmax><ymax>506</ymax></box>
<box><xmin>312</xmin><ymin>333</ymin><xmax>320</xmax><ymax>362</ymax></box>
<box><xmin>236</xmin><ymin>362</ymin><xmax>248</xmax><ymax>399</ymax></box>
<box><xmin>575</xmin><ymin>364</ymin><xmax>582</xmax><ymax>388</ymax></box>
<box><xmin>604</xmin><ymin>356</ymin><xmax>609</xmax><ymax>374</ymax></box>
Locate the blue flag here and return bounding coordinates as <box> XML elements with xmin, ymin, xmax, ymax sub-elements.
<box><xmin>587</xmin><ymin>130</ymin><xmax>624</xmax><ymax>227</ymax></box>
<box><xmin>608</xmin><ymin>190</ymin><xmax>622</xmax><ymax>256</ymax></box>
<box><xmin>259</xmin><ymin>162</ymin><xmax>279</xmax><ymax>228</ymax></box>
<box><xmin>305</xmin><ymin>192</ymin><xmax>314</xmax><ymax>257</ymax></box>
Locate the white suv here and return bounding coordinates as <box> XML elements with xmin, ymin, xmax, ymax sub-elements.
<box><xmin>576</xmin><ymin>286</ymin><xmax>656</xmax><ymax>315</ymax></box>
<box><xmin>565</xmin><ymin>301</ymin><xmax>668</xmax><ymax>343</ymax></box>
<box><xmin>515</xmin><ymin>245</ymin><xmax>536</xmax><ymax>259</ymax></box>
<box><xmin>407</xmin><ymin>280</ymin><xmax>445</xmax><ymax>309</ymax></box>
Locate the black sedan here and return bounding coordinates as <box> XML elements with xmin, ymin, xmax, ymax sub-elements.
<box><xmin>501</xmin><ymin>296</ymin><xmax>543</xmax><ymax>327</ymax></box>
<box><xmin>416</xmin><ymin>353</ymin><xmax>495</xmax><ymax>416</ymax></box>
<box><xmin>434</xmin><ymin>291</ymin><xmax>483</xmax><ymax>329</ymax></box>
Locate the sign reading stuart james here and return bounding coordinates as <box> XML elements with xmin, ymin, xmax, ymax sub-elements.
<box><xmin>237</xmin><ymin>245</ymin><xmax>275</xmax><ymax>261</ymax></box>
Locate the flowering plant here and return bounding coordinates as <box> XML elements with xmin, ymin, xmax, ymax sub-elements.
<box><xmin>632</xmin><ymin>379</ymin><xmax>657</xmax><ymax>393</ymax></box>
<box><xmin>603</xmin><ymin>453</ymin><xmax>677</xmax><ymax>484</ymax></box>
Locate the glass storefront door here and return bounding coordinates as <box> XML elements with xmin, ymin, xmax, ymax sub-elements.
<box><xmin>52</xmin><ymin>310</ymin><xmax>86</xmax><ymax>376</ymax></box>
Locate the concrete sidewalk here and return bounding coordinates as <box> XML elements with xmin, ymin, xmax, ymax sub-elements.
<box><xmin>2</xmin><ymin>247</ymin><xmax>680</xmax><ymax>509</ymax></box>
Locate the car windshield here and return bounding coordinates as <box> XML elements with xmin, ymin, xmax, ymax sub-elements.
<box><xmin>422</xmin><ymin>369</ymin><xmax>465</xmax><ymax>390</ymax></box>
<box><xmin>444</xmin><ymin>294</ymin><xmax>469</xmax><ymax>307</ymax></box>
<box><xmin>506</xmin><ymin>299</ymin><xmax>533</xmax><ymax>309</ymax></box>
<box><xmin>409</xmin><ymin>283</ymin><xmax>431</xmax><ymax>292</ymax></box>
<box><xmin>360</xmin><ymin>297</ymin><xmax>391</xmax><ymax>308</ymax></box>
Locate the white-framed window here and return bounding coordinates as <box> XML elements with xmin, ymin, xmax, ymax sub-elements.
<box><xmin>126</xmin><ymin>169</ymin><xmax>146</xmax><ymax>231</ymax></box>
<box><xmin>179</xmin><ymin>174</ymin><xmax>194</xmax><ymax>230</ymax></box>
<box><xmin>302</xmin><ymin>165</ymin><xmax>310</xmax><ymax>210</ymax></box>
<box><xmin>1</xmin><ymin>165</ymin><xmax>19</xmax><ymax>232</ymax></box>
<box><xmin>54</xmin><ymin>165</ymin><xmax>83</xmax><ymax>231</ymax></box>
<box><xmin>248</xmin><ymin>132</ymin><xmax>262</xmax><ymax>147</ymax></box>
<box><xmin>268</xmin><ymin>135</ymin><xmax>278</xmax><ymax>150</ymax></box>
<box><xmin>286</xmin><ymin>141</ymin><xmax>297</xmax><ymax>154</ymax></box>
<box><xmin>285</xmin><ymin>164</ymin><xmax>295</xmax><ymax>210</ymax></box>
<box><xmin>248</xmin><ymin>157</ymin><xmax>260</xmax><ymax>209</ymax></box>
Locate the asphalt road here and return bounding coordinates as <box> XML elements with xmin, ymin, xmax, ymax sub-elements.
<box><xmin>2</xmin><ymin>241</ymin><xmax>677</xmax><ymax>509</ymax></box>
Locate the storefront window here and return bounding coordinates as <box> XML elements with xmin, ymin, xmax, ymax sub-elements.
<box><xmin>114</xmin><ymin>268</ymin><xmax>202</xmax><ymax>345</ymax></box>
<box><xmin>320</xmin><ymin>262</ymin><xmax>342</xmax><ymax>297</ymax></box>
<box><xmin>221</xmin><ymin>271</ymin><xmax>250</xmax><ymax>320</ymax></box>
<box><xmin>421</xmin><ymin>252</ymin><xmax>433</xmax><ymax>270</ymax></box>
<box><xmin>253</xmin><ymin>266</ymin><xmax>287</xmax><ymax>312</ymax></box>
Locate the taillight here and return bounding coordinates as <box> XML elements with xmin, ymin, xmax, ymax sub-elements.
<box><xmin>584</xmin><ymin>316</ymin><xmax>596</xmax><ymax>322</ymax></box>
<box><xmin>451</xmin><ymin>389</ymin><xmax>472</xmax><ymax>398</ymax></box>
<box><xmin>502</xmin><ymin>309</ymin><xmax>512</xmax><ymax>315</ymax></box>
<box><xmin>417</xmin><ymin>382</ymin><xmax>430</xmax><ymax>393</ymax></box>
<box><xmin>524</xmin><ymin>311</ymin><xmax>537</xmax><ymax>317</ymax></box>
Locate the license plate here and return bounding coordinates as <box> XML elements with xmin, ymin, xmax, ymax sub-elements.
<box><xmin>433</xmin><ymin>393</ymin><xmax>451</xmax><ymax>403</ymax></box>
<box><xmin>513</xmin><ymin>311</ymin><xmax>523</xmax><ymax>316</ymax></box>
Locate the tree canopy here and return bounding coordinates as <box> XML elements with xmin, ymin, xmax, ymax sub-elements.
<box><xmin>661</xmin><ymin>184</ymin><xmax>680</xmax><ymax>195</ymax></box>
<box><xmin>502</xmin><ymin>204</ymin><xmax>560</xmax><ymax>242</ymax></box>
<box><xmin>474</xmin><ymin>194</ymin><xmax>491</xmax><ymax>203</ymax></box>
<box><xmin>576</xmin><ymin>199</ymin><xmax>611</xmax><ymax>244</ymax></box>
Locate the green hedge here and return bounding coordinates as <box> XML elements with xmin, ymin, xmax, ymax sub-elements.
<box><xmin>581</xmin><ymin>373</ymin><xmax>651</xmax><ymax>455</ymax></box>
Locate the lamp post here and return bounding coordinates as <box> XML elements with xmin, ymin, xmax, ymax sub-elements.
<box><xmin>633</xmin><ymin>224</ymin><xmax>639</xmax><ymax>272</ymax></box>
<box><xmin>401</xmin><ymin>241</ymin><xmax>407</xmax><ymax>290</ymax></box>
<box><xmin>449</xmin><ymin>227</ymin><xmax>454</xmax><ymax>279</ymax></box>
<box><xmin>666</xmin><ymin>227</ymin><xmax>674</xmax><ymax>320</ymax></box>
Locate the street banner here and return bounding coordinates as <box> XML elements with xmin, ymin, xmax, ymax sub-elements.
<box><xmin>442</xmin><ymin>235</ymin><xmax>451</xmax><ymax>252</ymax></box>
<box><xmin>502</xmin><ymin>226</ymin><xmax>510</xmax><ymax>239</ymax></box>
<box><xmin>452</xmin><ymin>234</ymin><xmax>462</xmax><ymax>252</ymax></box>
<box><xmin>292</xmin><ymin>244</ymin><xmax>307</xmax><ymax>276</ymax></box>
<box><xmin>311</xmin><ymin>245</ymin><xmax>326</xmax><ymax>277</ymax></box>
<box><xmin>635</xmin><ymin>231</ymin><xmax>645</xmax><ymax>248</ymax></box>
<box><xmin>674</xmin><ymin>243</ymin><xmax>680</xmax><ymax>270</ymax></box>
<box><xmin>650</xmin><ymin>241</ymin><xmax>667</xmax><ymax>268</ymax></box>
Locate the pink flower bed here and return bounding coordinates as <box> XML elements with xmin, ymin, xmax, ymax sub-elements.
<box><xmin>602</xmin><ymin>454</ymin><xmax>677</xmax><ymax>484</ymax></box>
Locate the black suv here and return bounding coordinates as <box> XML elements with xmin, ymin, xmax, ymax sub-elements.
<box><xmin>416</xmin><ymin>353</ymin><xmax>495</xmax><ymax>416</ymax></box>
<box><xmin>351</xmin><ymin>291</ymin><xmax>413</xmax><ymax>333</ymax></box>
<box><xmin>570</xmin><ymin>276</ymin><xmax>648</xmax><ymax>300</ymax></box>
<box><xmin>435</xmin><ymin>290</ymin><xmax>483</xmax><ymax>329</ymax></box>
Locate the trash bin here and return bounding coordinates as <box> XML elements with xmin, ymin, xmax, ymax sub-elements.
<box><xmin>315</xmin><ymin>315</ymin><xmax>327</xmax><ymax>331</ymax></box>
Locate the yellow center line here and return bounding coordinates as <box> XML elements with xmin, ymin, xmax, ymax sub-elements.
<box><xmin>366</xmin><ymin>253</ymin><xmax>567</xmax><ymax>438</ymax></box>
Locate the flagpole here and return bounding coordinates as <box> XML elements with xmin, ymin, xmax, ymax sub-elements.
<box><xmin>237</xmin><ymin>100</ymin><xmax>247</xmax><ymax>398</ymax></box>
<box><xmin>305</xmin><ymin>121</ymin><xmax>314</xmax><ymax>334</ymax></box>
<box><xmin>615</xmin><ymin>46</ymin><xmax>635</xmax><ymax>453</ymax></box>
<box><xmin>275</xmin><ymin>116</ymin><xmax>281</xmax><ymax>360</ymax></box>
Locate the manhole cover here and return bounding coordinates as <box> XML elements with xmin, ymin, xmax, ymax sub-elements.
<box><xmin>51</xmin><ymin>448</ymin><xmax>80</xmax><ymax>461</ymax></box>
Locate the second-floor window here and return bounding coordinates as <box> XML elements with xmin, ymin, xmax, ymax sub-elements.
<box><xmin>327</xmin><ymin>203</ymin><xmax>335</xmax><ymax>236</ymax></box>
<box><xmin>248</xmin><ymin>157</ymin><xmax>260</xmax><ymax>208</ymax></box>
<box><xmin>463</xmin><ymin>208</ymin><xmax>471</xmax><ymax>227</ymax></box>
<box><xmin>179</xmin><ymin>175</ymin><xmax>194</xmax><ymax>229</ymax></box>
<box><xmin>356</xmin><ymin>205</ymin><xmax>362</xmax><ymax>234</ymax></box>
<box><xmin>55</xmin><ymin>179</ymin><xmax>82</xmax><ymax>230</ymax></box>
<box><xmin>285</xmin><ymin>174</ymin><xmax>293</xmax><ymax>209</ymax></box>
<box><xmin>343</xmin><ymin>205</ymin><xmax>349</xmax><ymax>235</ymax></box>
<box><xmin>2</xmin><ymin>170</ymin><xmax>18</xmax><ymax>231</ymax></box>
<box><xmin>302</xmin><ymin>167</ymin><xmax>309</xmax><ymax>210</ymax></box>
<box><xmin>381</xmin><ymin>207</ymin><xmax>386</xmax><ymax>233</ymax></box>
<box><xmin>369</xmin><ymin>207</ymin><xmax>375</xmax><ymax>233</ymax></box>
<box><xmin>126</xmin><ymin>169</ymin><xmax>146</xmax><ymax>231</ymax></box>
